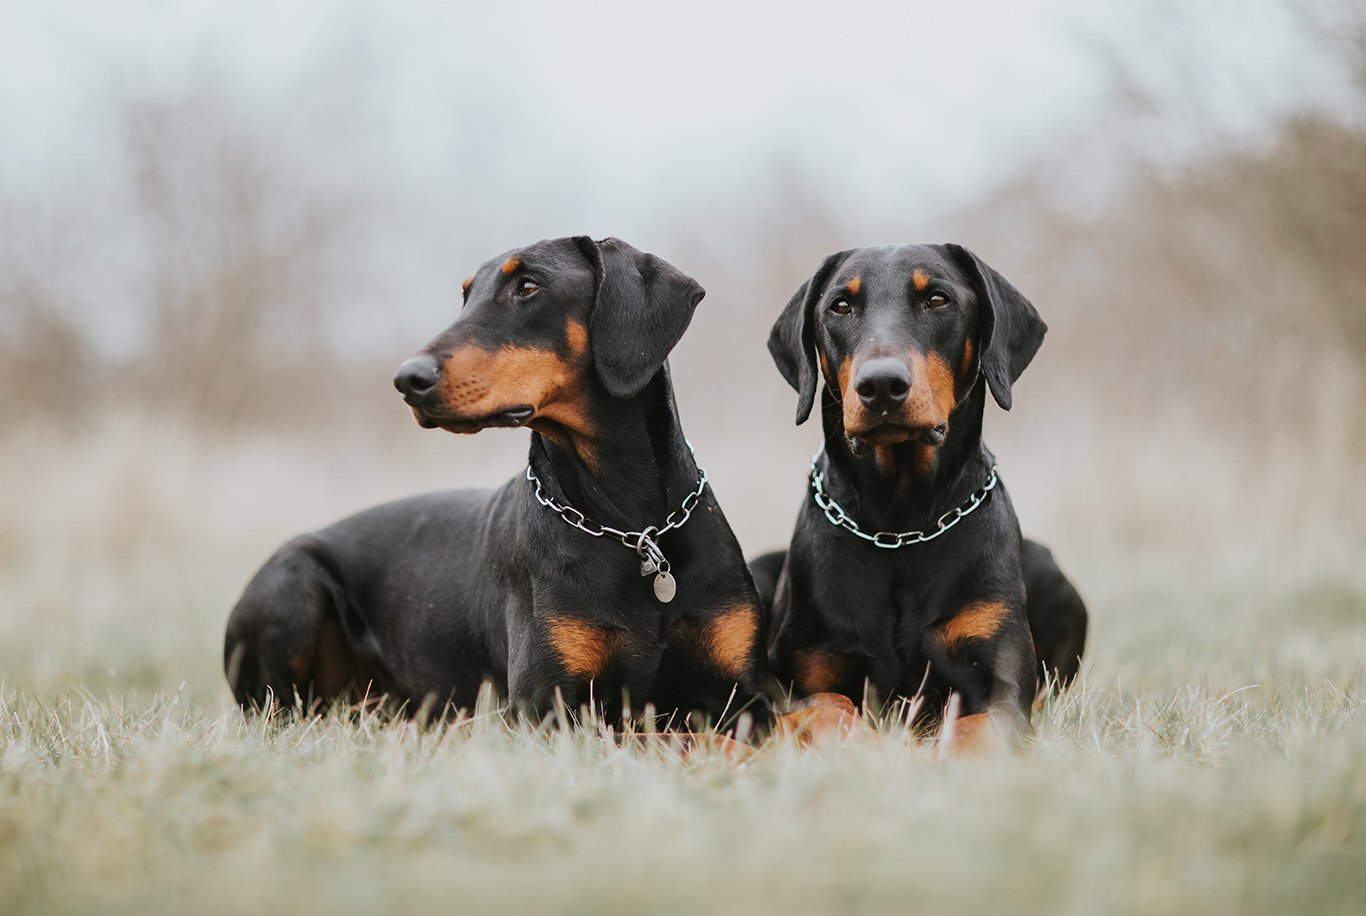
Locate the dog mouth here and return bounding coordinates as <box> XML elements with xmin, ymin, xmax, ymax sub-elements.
<box><xmin>848</xmin><ymin>421</ymin><xmax>947</xmax><ymax>447</ymax></box>
<box><xmin>412</xmin><ymin>405</ymin><xmax>535</xmax><ymax>433</ymax></box>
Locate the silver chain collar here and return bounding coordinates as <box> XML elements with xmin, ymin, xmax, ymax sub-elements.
<box><xmin>524</xmin><ymin>457</ymin><xmax>708</xmax><ymax>603</ymax></box>
<box><xmin>809</xmin><ymin>448</ymin><xmax>998</xmax><ymax>549</ymax></box>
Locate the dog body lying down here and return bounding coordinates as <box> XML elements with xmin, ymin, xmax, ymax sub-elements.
<box><xmin>763</xmin><ymin>243</ymin><xmax>1088</xmax><ymax>750</ymax></box>
<box><xmin>225</xmin><ymin>237</ymin><xmax>778</xmax><ymax>732</ymax></box>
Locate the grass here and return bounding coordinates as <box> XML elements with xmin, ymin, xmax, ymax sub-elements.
<box><xmin>1</xmin><ymin>416</ymin><xmax>1364</xmax><ymax>915</ymax></box>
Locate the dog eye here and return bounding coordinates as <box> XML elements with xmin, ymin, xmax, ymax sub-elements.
<box><xmin>515</xmin><ymin>279</ymin><xmax>540</xmax><ymax>297</ymax></box>
<box><xmin>926</xmin><ymin>292</ymin><xmax>950</xmax><ymax>308</ymax></box>
<box><xmin>830</xmin><ymin>298</ymin><xmax>852</xmax><ymax>315</ymax></box>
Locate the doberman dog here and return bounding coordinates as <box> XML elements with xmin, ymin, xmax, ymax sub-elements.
<box><xmin>759</xmin><ymin>243</ymin><xmax>1088</xmax><ymax>752</ymax></box>
<box><xmin>225</xmin><ymin>236</ymin><xmax>803</xmax><ymax>736</ymax></box>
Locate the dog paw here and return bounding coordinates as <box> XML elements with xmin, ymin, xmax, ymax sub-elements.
<box><xmin>935</xmin><ymin>713</ymin><xmax>1011</xmax><ymax>758</ymax></box>
<box><xmin>775</xmin><ymin>704</ymin><xmax>862</xmax><ymax>746</ymax></box>
<box><xmin>789</xmin><ymin>691</ymin><xmax>858</xmax><ymax>716</ymax></box>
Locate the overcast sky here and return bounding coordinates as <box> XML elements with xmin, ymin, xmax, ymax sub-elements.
<box><xmin>3</xmin><ymin>1</ymin><xmax>1356</xmax><ymax>206</ymax></box>
<box><xmin>0</xmin><ymin>0</ymin><xmax>1358</xmax><ymax>349</ymax></box>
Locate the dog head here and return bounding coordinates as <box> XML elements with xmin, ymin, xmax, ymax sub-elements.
<box><xmin>395</xmin><ymin>237</ymin><xmax>704</xmax><ymax>454</ymax></box>
<box><xmin>768</xmin><ymin>244</ymin><xmax>1045</xmax><ymax>449</ymax></box>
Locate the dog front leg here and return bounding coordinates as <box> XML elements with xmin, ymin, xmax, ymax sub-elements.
<box><xmin>929</xmin><ymin>602</ymin><xmax>1037</xmax><ymax>756</ymax></box>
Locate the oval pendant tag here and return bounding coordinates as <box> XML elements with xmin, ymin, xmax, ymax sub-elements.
<box><xmin>653</xmin><ymin>571</ymin><xmax>676</xmax><ymax>603</ymax></box>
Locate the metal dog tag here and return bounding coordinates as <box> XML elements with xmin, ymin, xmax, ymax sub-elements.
<box><xmin>653</xmin><ymin>571</ymin><xmax>676</xmax><ymax>603</ymax></box>
<box><xmin>640</xmin><ymin>557</ymin><xmax>658</xmax><ymax>576</ymax></box>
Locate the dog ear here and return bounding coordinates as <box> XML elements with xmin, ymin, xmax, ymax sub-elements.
<box><xmin>574</xmin><ymin>237</ymin><xmax>705</xmax><ymax>399</ymax></box>
<box><xmin>768</xmin><ymin>251</ymin><xmax>851</xmax><ymax>425</ymax></box>
<box><xmin>943</xmin><ymin>244</ymin><xmax>1047</xmax><ymax>411</ymax></box>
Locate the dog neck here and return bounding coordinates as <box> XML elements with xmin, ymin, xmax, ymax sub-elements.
<box><xmin>818</xmin><ymin>380</ymin><xmax>992</xmax><ymax>532</ymax></box>
<box><xmin>527</xmin><ymin>364</ymin><xmax>699</xmax><ymax>533</ymax></box>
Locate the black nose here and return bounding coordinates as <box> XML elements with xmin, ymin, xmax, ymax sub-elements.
<box><xmin>394</xmin><ymin>355</ymin><xmax>441</xmax><ymax>401</ymax></box>
<box><xmin>855</xmin><ymin>358</ymin><xmax>911</xmax><ymax>411</ymax></box>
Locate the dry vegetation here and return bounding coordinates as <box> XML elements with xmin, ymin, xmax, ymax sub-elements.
<box><xmin>1</xmin><ymin>509</ymin><xmax>1363</xmax><ymax>915</ymax></box>
<box><xmin>2</xmin><ymin>8</ymin><xmax>1365</xmax><ymax>914</ymax></box>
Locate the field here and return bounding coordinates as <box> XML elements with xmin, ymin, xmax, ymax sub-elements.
<box><xmin>1</xmin><ymin>408</ymin><xmax>1363</xmax><ymax>916</ymax></box>
<box><xmin>2</xmin><ymin>2</ymin><xmax>1364</xmax><ymax>912</ymax></box>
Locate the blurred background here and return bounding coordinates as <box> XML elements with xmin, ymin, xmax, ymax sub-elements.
<box><xmin>1</xmin><ymin>0</ymin><xmax>1362</xmax><ymax>696</ymax></box>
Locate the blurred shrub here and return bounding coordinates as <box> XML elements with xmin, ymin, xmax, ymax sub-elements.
<box><xmin>0</xmin><ymin>76</ymin><xmax>355</xmax><ymax>431</ymax></box>
<box><xmin>0</xmin><ymin>24</ymin><xmax>1361</xmax><ymax>457</ymax></box>
<box><xmin>0</xmin><ymin>267</ymin><xmax>97</xmax><ymax>425</ymax></box>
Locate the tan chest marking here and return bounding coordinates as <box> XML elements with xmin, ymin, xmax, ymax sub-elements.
<box><xmin>697</xmin><ymin>603</ymin><xmax>759</xmax><ymax>676</ymax></box>
<box><xmin>935</xmin><ymin>600</ymin><xmax>1010</xmax><ymax>649</ymax></box>
<box><xmin>794</xmin><ymin>649</ymin><xmax>845</xmax><ymax>695</ymax></box>
<box><xmin>547</xmin><ymin>615</ymin><xmax>623</xmax><ymax>680</ymax></box>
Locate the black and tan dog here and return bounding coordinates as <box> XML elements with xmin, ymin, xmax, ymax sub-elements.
<box><xmin>760</xmin><ymin>244</ymin><xmax>1087</xmax><ymax>752</ymax></box>
<box><xmin>225</xmin><ymin>237</ymin><xmax>811</xmax><ymax>736</ymax></box>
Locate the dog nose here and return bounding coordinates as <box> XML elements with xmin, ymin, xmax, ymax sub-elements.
<box><xmin>855</xmin><ymin>358</ymin><xmax>911</xmax><ymax>411</ymax></box>
<box><xmin>394</xmin><ymin>355</ymin><xmax>441</xmax><ymax>401</ymax></box>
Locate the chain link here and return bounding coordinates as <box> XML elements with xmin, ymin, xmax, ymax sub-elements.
<box><xmin>524</xmin><ymin>458</ymin><xmax>709</xmax><ymax>571</ymax></box>
<box><xmin>809</xmin><ymin>449</ymin><xmax>997</xmax><ymax>549</ymax></box>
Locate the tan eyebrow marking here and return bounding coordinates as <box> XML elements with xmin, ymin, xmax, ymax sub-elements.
<box><xmin>846</xmin><ymin>276</ymin><xmax>861</xmax><ymax>295</ymax></box>
<box><xmin>501</xmin><ymin>257</ymin><xmax>521</xmax><ymax>275</ymax></box>
<box><xmin>462</xmin><ymin>276</ymin><xmax>473</xmax><ymax>293</ymax></box>
<box><xmin>912</xmin><ymin>270</ymin><xmax>930</xmax><ymax>291</ymax></box>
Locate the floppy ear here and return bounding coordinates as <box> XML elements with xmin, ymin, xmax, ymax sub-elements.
<box><xmin>768</xmin><ymin>251</ymin><xmax>850</xmax><ymax>425</ymax></box>
<box><xmin>943</xmin><ymin>244</ymin><xmax>1047</xmax><ymax>411</ymax></box>
<box><xmin>575</xmin><ymin>237</ymin><xmax>705</xmax><ymax>399</ymax></box>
